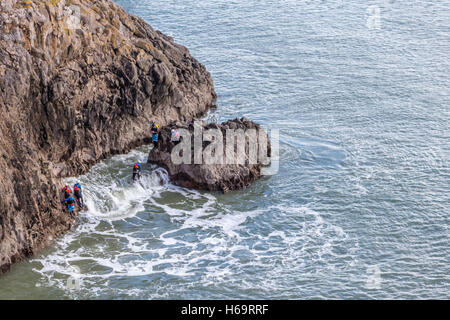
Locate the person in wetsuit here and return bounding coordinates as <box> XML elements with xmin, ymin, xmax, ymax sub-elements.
<box><xmin>61</xmin><ymin>196</ymin><xmax>76</xmax><ymax>218</ymax></box>
<box><xmin>133</xmin><ymin>161</ymin><xmax>142</xmax><ymax>181</ymax></box>
<box><xmin>73</xmin><ymin>182</ymin><xmax>84</xmax><ymax>208</ymax></box>
<box><xmin>62</xmin><ymin>184</ymin><xmax>72</xmax><ymax>199</ymax></box>
<box><xmin>151</xmin><ymin>124</ymin><xmax>159</xmax><ymax>149</ymax></box>
<box><xmin>171</xmin><ymin>129</ymin><xmax>182</xmax><ymax>145</ymax></box>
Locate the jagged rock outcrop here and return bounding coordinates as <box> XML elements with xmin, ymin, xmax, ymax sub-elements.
<box><xmin>0</xmin><ymin>0</ymin><xmax>216</xmax><ymax>274</ymax></box>
<box><xmin>148</xmin><ymin>118</ymin><xmax>271</xmax><ymax>193</ymax></box>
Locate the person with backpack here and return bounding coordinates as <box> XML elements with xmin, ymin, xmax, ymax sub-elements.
<box><xmin>73</xmin><ymin>182</ymin><xmax>84</xmax><ymax>208</ymax></box>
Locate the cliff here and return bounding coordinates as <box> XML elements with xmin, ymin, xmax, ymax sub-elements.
<box><xmin>0</xmin><ymin>0</ymin><xmax>216</xmax><ymax>274</ymax></box>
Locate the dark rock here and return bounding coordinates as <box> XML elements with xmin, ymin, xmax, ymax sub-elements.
<box><xmin>148</xmin><ymin>118</ymin><xmax>271</xmax><ymax>193</ymax></box>
<box><xmin>0</xmin><ymin>0</ymin><xmax>216</xmax><ymax>274</ymax></box>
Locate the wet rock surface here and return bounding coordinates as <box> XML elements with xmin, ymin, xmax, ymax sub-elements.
<box><xmin>148</xmin><ymin>118</ymin><xmax>271</xmax><ymax>193</ymax></box>
<box><xmin>0</xmin><ymin>0</ymin><xmax>216</xmax><ymax>274</ymax></box>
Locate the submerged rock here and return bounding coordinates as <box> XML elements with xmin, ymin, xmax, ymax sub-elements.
<box><xmin>148</xmin><ymin>118</ymin><xmax>271</xmax><ymax>193</ymax></box>
<box><xmin>0</xmin><ymin>0</ymin><xmax>216</xmax><ymax>274</ymax></box>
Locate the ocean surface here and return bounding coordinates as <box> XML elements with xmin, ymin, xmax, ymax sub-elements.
<box><xmin>0</xmin><ymin>0</ymin><xmax>448</xmax><ymax>299</ymax></box>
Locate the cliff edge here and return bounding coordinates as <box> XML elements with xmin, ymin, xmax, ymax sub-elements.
<box><xmin>0</xmin><ymin>0</ymin><xmax>216</xmax><ymax>274</ymax></box>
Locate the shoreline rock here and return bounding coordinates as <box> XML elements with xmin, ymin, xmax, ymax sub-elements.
<box><xmin>0</xmin><ymin>0</ymin><xmax>216</xmax><ymax>274</ymax></box>
<box><xmin>148</xmin><ymin>118</ymin><xmax>271</xmax><ymax>193</ymax></box>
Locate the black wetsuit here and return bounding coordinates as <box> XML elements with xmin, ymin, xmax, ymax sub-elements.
<box><xmin>73</xmin><ymin>184</ymin><xmax>84</xmax><ymax>208</ymax></box>
<box><xmin>74</xmin><ymin>190</ymin><xmax>84</xmax><ymax>208</ymax></box>
<box><xmin>133</xmin><ymin>165</ymin><xmax>141</xmax><ymax>181</ymax></box>
<box><xmin>61</xmin><ymin>196</ymin><xmax>76</xmax><ymax>217</ymax></box>
<box><xmin>62</xmin><ymin>187</ymin><xmax>71</xmax><ymax>199</ymax></box>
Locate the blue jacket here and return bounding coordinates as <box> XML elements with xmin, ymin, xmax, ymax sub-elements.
<box><xmin>64</xmin><ymin>197</ymin><xmax>76</xmax><ymax>212</ymax></box>
<box><xmin>74</xmin><ymin>183</ymin><xmax>82</xmax><ymax>193</ymax></box>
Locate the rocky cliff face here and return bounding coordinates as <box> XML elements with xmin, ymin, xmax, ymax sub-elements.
<box><xmin>0</xmin><ymin>0</ymin><xmax>216</xmax><ymax>274</ymax></box>
<box><xmin>148</xmin><ymin>118</ymin><xmax>271</xmax><ymax>193</ymax></box>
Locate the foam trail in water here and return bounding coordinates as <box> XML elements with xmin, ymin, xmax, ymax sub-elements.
<box><xmin>32</xmin><ymin>147</ymin><xmax>356</xmax><ymax>299</ymax></box>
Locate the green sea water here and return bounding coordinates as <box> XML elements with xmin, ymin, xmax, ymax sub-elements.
<box><xmin>0</xmin><ymin>0</ymin><xmax>448</xmax><ymax>299</ymax></box>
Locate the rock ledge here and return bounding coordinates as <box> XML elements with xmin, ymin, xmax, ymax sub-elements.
<box><xmin>148</xmin><ymin>118</ymin><xmax>271</xmax><ymax>193</ymax></box>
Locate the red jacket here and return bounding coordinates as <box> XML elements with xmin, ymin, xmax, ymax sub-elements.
<box><xmin>62</xmin><ymin>186</ymin><xmax>72</xmax><ymax>194</ymax></box>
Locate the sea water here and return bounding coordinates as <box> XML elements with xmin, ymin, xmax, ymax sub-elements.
<box><xmin>0</xmin><ymin>0</ymin><xmax>448</xmax><ymax>299</ymax></box>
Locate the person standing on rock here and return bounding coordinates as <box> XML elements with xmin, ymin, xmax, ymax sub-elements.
<box><xmin>133</xmin><ymin>161</ymin><xmax>142</xmax><ymax>181</ymax></box>
<box><xmin>73</xmin><ymin>182</ymin><xmax>84</xmax><ymax>209</ymax></box>
<box><xmin>151</xmin><ymin>124</ymin><xmax>159</xmax><ymax>149</ymax></box>
<box><xmin>61</xmin><ymin>196</ymin><xmax>76</xmax><ymax>218</ymax></box>
<box><xmin>150</xmin><ymin>122</ymin><xmax>157</xmax><ymax>134</ymax></box>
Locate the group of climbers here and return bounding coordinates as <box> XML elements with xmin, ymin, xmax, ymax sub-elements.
<box><xmin>60</xmin><ymin>122</ymin><xmax>180</xmax><ymax>215</ymax></box>
<box><xmin>61</xmin><ymin>183</ymin><xmax>84</xmax><ymax>217</ymax></box>
<box><xmin>132</xmin><ymin>123</ymin><xmax>183</xmax><ymax>181</ymax></box>
<box><xmin>151</xmin><ymin>121</ymin><xmax>183</xmax><ymax>147</ymax></box>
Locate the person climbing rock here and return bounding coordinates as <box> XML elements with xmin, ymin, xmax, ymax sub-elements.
<box><xmin>151</xmin><ymin>124</ymin><xmax>159</xmax><ymax>149</ymax></box>
<box><xmin>150</xmin><ymin>122</ymin><xmax>157</xmax><ymax>135</ymax></box>
<box><xmin>62</xmin><ymin>184</ymin><xmax>72</xmax><ymax>199</ymax></box>
<box><xmin>133</xmin><ymin>161</ymin><xmax>142</xmax><ymax>181</ymax></box>
<box><xmin>73</xmin><ymin>182</ymin><xmax>84</xmax><ymax>208</ymax></box>
<box><xmin>171</xmin><ymin>129</ymin><xmax>182</xmax><ymax>145</ymax></box>
<box><xmin>61</xmin><ymin>196</ymin><xmax>76</xmax><ymax>218</ymax></box>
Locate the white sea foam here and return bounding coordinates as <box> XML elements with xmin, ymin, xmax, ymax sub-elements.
<box><xmin>32</xmin><ymin>147</ymin><xmax>357</xmax><ymax>299</ymax></box>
